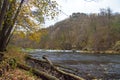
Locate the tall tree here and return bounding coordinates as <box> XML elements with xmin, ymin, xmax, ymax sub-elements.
<box><xmin>0</xmin><ymin>0</ymin><xmax>58</xmax><ymax>52</ymax></box>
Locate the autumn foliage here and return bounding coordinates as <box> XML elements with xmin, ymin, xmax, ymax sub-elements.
<box><xmin>0</xmin><ymin>0</ymin><xmax>58</xmax><ymax>52</ymax></box>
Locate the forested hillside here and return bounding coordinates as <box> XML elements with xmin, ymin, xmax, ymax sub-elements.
<box><xmin>12</xmin><ymin>8</ymin><xmax>120</xmax><ymax>51</ymax></box>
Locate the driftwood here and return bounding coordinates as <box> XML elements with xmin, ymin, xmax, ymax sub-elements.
<box><xmin>26</xmin><ymin>56</ymin><xmax>85</xmax><ymax>80</ymax></box>
<box><xmin>54</xmin><ymin>63</ymin><xmax>78</xmax><ymax>73</ymax></box>
<box><xmin>26</xmin><ymin>56</ymin><xmax>77</xmax><ymax>72</ymax></box>
<box><xmin>54</xmin><ymin>67</ymin><xmax>84</xmax><ymax>80</ymax></box>
<box><xmin>41</xmin><ymin>55</ymin><xmax>84</xmax><ymax>80</ymax></box>
<box><xmin>42</xmin><ymin>55</ymin><xmax>53</xmax><ymax>66</ymax></box>
<box><xmin>17</xmin><ymin>63</ymin><xmax>59</xmax><ymax>80</ymax></box>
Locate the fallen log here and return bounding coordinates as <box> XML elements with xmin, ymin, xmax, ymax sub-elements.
<box><xmin>26</xmin><ymin>56</ymin><xmax>85</xmax><ymax>80</ymax></box>
<box><xmin>41</xmin><ymin>55</ymin><xmax>84</xmax><ymax>80</ymax></box>
<box><xmin>17</xmin><ymin>63</ymin><xmax>59</xmax><ymax>80</ymax></box>
<box><xmin>27</xmin><ymin>56</ymin><xmax>78</xmax><ymax>73</ymax></box>
<box><xmin>54</xmin><ymin>67</ymin><xmax>84</xmax><ymax>80</ymax></box>
<box><xmin>54</xmin><ymin>64</ymin><xmax>78</xmax><ymax>73</ymax></box>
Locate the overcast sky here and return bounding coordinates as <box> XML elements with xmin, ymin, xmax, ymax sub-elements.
<box><xmin>44</xmin><ymin>0</ymin><xmax>120</xmax><ymax>27</ymax></box>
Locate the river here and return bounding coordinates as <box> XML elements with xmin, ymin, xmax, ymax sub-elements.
<box><xmin>28</xmin><ymin>49</ymin><xmax>120</xmax><ymax>79</ymax></box>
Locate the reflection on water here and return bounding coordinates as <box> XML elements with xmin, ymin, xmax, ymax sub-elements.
<box><xmin>29</xmin><ymin>50</ymin><xmax>120</xmax><ymax>79</ymax></box>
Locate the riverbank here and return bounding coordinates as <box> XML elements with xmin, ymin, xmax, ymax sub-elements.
<box><xmin>0</xmin><ymin>47</ymin><xmax>40</xmax><ymax>80</ymax></box>
<box><xmin>1</xmin><ymin>47</ymin><xmax>119</xmax><ymax>79</ymax></box>
<box><xmin>78</xmin><ymin>50</ymin><xmax>120</xmax><ymax>54</ymax></box>
<box><xmin>0</xmin><ymin>47</ymin><xmax>84</xmax><ymax>80</ymax></box>
<box><xmin>24</xmin><ymin>48</ymin><xmax>120</xmax><ymax>54</ymax></box>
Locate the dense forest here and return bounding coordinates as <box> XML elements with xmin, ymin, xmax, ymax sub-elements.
<box><xmin>11</xmin><ymin>8</ymin><xmax>120</xmax><ymax>51</ymax></box>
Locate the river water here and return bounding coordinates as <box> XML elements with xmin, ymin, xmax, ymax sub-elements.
<box><xmin>28</xmin><ymin>49</ymin><xmax>120</xmax><ymax>79</ymax></box>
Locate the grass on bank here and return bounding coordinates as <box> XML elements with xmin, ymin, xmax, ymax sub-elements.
<box><xmin>0</xmin><ymin>68</ymin><xmax>41</xmax><ymax>80</ymax></box>
<box><xmin>4</xmin><ymin>46</ymin><xmax>27</xmax><ymax>64</ymax></box>
<box><xmin>0</xmin><ymin>46</ymin><xmax>41</xmax><ymax>80</ymax></box>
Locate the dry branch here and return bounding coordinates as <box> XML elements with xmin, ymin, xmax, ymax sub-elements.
<box><xmin>17</xmin><ymin>63</ymin><xmax>59</xmax><ymax>80</ymax></box>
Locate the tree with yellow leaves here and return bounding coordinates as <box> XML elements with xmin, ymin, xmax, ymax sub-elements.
<box><xmin>0</xmin><ymin>0</ymin><xmax>58</xmax><ymax>52</ymax></box>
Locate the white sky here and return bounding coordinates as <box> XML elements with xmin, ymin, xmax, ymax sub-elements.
<box><xmin>44</xmin><ymin>0</ymin><xmax>120</xmax><ymax>27</ymax></box>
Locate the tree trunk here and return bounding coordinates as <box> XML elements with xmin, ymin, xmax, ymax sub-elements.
<box><xmin>0</xmin><ymin>0</ymin><xmax>9</xmax><ymax>29</ymax></box>
<box><xmin>0</xmin><ymin>0</ymin><xmax>3</xmax><ymax>12</ymax></box>
<box><xmin>0</xmin><ymin>0</ymin><xmax>9</xmax><ymax>52</ymax></box>
<box><xmin>5</xmin><ymin>0</ymin><xmax>24</xmax><ymax>49</ymax></box>
<box><xmin>0</xmin><ymin>0</ymin><xmax>24</xmax><ymax>52</ymax></box>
